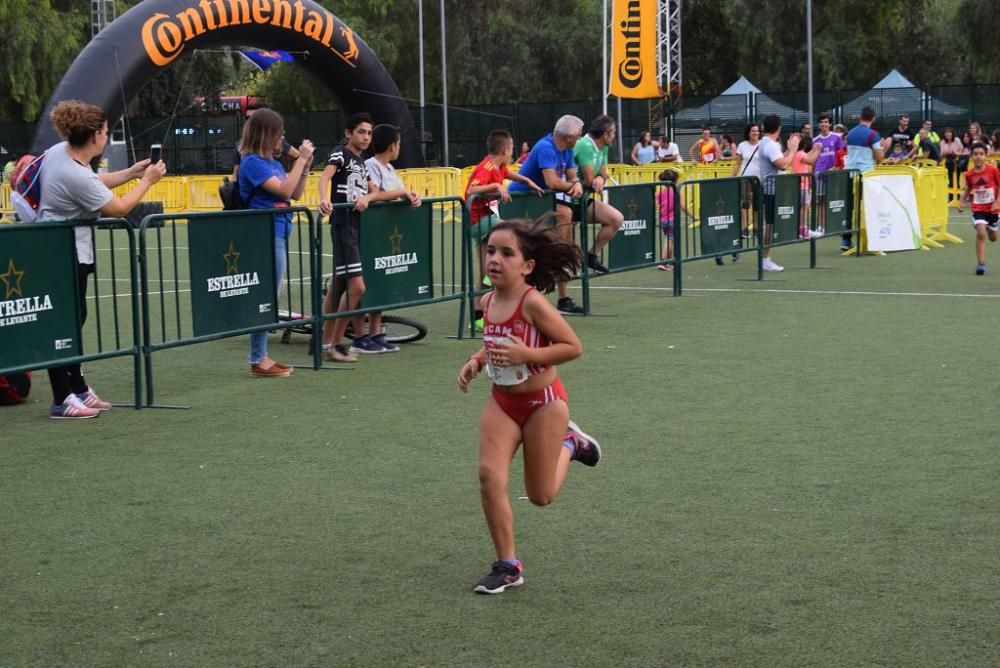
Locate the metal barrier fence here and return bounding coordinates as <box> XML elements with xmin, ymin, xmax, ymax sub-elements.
<box><xmin>138</xmin><ymin>207</ymin><xmax>319</xmax><ymax>407</ymax></box>
<box><xmin>0</xmin><ymin>219</ymin><xmax>143</xmax><ymax>407</ymax></box>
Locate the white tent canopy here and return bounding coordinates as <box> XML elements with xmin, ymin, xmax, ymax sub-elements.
<box><xmin>675</xmin><ymin>76</ymin><xmax>807</xmax><ymax>127</ymax></box>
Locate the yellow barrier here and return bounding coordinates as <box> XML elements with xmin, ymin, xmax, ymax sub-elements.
<box><xmin>870</xmin><ymin>164</ymin><xmax>959</xmax><ymax>249</ymax></box>
<box><xmin>398</xmin><ymin>167</ymin><xmax>462</xmax><ymax>199</ymax></box>
<box><xmin>113</xmin><ymin>177</ymin><xmax>189</xmax><ymax>214</ymax></box>
<box><xmin>186</xmin><ymin>175</ymin><xmax>224</xmax><ymax>211</ymax></box>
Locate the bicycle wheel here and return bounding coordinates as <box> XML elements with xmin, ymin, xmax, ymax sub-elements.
<box><xmin>379</xmin><ymin>314</ymin><xmax>428</xmax><ymax>344</ymax></box>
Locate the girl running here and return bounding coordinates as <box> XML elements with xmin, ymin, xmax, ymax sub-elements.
<box><xmin>457</xmin><ymin>218</ymin><xmax>601</xmax><ymax>595</ymax></box>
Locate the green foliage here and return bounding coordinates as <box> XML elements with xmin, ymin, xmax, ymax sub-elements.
<box><xmin>0</xmin><ymin>0</ymin><xmax>87</xmax><ymax>121</ymax></box>
<box><xmin>0</xmin><ymin>0</ymin><xmax>996</xmax><ymax>124</ymax></box>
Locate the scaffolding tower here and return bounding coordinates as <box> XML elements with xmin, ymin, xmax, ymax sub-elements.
<box><xmin>91</xmin><ymin>0</ymin><xmax>117</xmax><ymax>39</ymax></box>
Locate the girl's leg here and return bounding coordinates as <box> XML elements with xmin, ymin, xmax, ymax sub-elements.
<box><xmin>520</xmin><ymin>400</ymin><xmax>571</xmax><ymax>507</ymax></box>
<box><xmin>478</xmin><ymin>398</ymin><xmax>523</xmax><ymax>560</ymax></box>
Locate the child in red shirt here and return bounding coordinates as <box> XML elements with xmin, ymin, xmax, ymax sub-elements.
<box><xmin>464</xmin><ymin>130</ymin><xmax>543</xmax><ymax>323</ymax></box>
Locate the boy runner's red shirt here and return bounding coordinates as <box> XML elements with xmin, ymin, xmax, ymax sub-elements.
<box><xmin>464</xmin><ymin>156</ymin><xmax>509</xmax><ymax>223</ymax></box>
<box><xmin>966</xmin><ymin>163</ymin><xmax>1000</xmax><ymax>213</ymax></box>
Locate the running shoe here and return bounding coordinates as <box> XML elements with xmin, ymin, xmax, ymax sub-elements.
<box><xmin>566</xmin><ymin>420</ymin><xmax>602</xmax><ymax>467</ymax></box>
<box><xmin>762</xmin><ymin>257</ymin><xmax>784</xmax><ymax>272</ymax></box>
<box><xmin>976</xmin><ymin>262</ymin><xmax>986</xmax><ymax>275</ymax></box>
<box><xmin>371</xmin><ymin>333</ymin><xmax>399</xmax><ymax>353</ymax></box>
<box><xmin>474</xmin><ymin>560</ymin><xmax>524</xmax><ymax>595</ymax></box>
<box><xmin>350</xmin><ymin>335</ymin><xmax>381</xmax><ymax>355</ymax></box>
<box><xmin>557</xmin><ymin>297</ymin><xmax>585</xmax><ymax>315</ymax></box>
<box><xmin>49</xmin><ymin>395</ymin><xmax>100</xmax><ymax>420</ymax></box>
<box><xmin>714</xmin><ymin>256</ymin><xmax>724</xmax><ymax>266</ymax></box>
<box><xmin>75</xmin><ymin>387</ymin><xmax>112</xmax><ymax>411</ymax></box>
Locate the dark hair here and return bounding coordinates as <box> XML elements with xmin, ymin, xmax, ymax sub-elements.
<box><xmin>486</xmin><ymin>217</ymin><xmax>583</xmax><ymax>294</ymax></box>
<box><xmin>762</xmin><ymin>114</ymin><xmax>781</xmax><ymax>134</ymax></box>
<box><xmin>971</xmin><ymin>141</ymin><xmax>989</xmax><ymax>154</ymax></box>
<box><xmin>487</xmin><ymin>129</ymin><xmax>513</xmax><ymax>155</ymax></box>
<box><xmin>703</xmin><ymin>126</ymin><xmax>713</xmax><ymax>132</ymax></box>
<box><xmin>50</xmin><ymin>100</ymin><xmax>107</xmax><ymax>147</ymax></box>
<box><xmin>818</xmin><ymin>113</ymin><xmax>831</xmax><ymax>123</ymax></box>
<box><xmin>722</xmin><ymin>134</ymin><xmax>733</xmax><ymax>145</ymax></box>
<box><xmin>371</xmin><ymin>124</ymin><xmax>401</xmax><ymax>154</ymax></box>
<box><xmin>860</xmin><ymin>106</ymin><xmax>876</xmax><ymax>122</ymax></box>
<box><xmin>899</xmin><ymin>114</ymin><xmax>909</xmax><ymax>121</ymax></box>
<box><xmin>588</xmin><ymin>114</ymin><xmax>616</xmax><ymax>139</ymax></box>
<box><xmin>943</xmin><ymin>127</ymin><xmax>955</xmax><ymax>141</ymax></box>
<box><xmin>346</xmin><ymin>112</ymin><xmax>374</xmax><ymax>132</ymax></box>
<box><xmin>743</xmin><ymin>123</ymin><xmax>760</xmax><ymax>141</ymax></box>
<box><xmin>658</xmin><ymin>169</ymin><xmax>678</xmax><ymax>183</ymax></box>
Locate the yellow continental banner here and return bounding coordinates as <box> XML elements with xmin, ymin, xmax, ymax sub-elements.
<box><xmin>609</xmin><ymin>0</ymin><xmax>659</xmax><ymax>99</ymax></box>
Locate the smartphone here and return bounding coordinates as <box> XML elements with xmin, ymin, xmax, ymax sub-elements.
<box><xmin>150</xmin><ymin>144</ymin><xmax>162</xmax><ymax>163</ymax></box>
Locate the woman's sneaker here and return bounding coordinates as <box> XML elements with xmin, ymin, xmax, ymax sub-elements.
<box><xmin>75</xmin><ymin>387</ymin><xmax>112</xmax><ymax>410</ymax></box>
<box><xmin>474</xmin><ymin>560</ymin><xmax>524</xmax><ymax>594</ymax></box>
<box><xmin>566</xmin><ymin>420</ymin><xmax>602</xmax><ymax>466</ymax></box>
<box><xmin>371</xmin><ymin>334</ymin><xmax>399</xmax><ymax>353</ymax></box>
<box><xmin>49</xmin><ymin>395</ymin><xmax>100</xmax><ymax>420</ymax></box>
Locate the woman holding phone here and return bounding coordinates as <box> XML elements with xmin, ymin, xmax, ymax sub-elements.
<box><xmin>236</xmin><ymin>107</ymin><xmax>314</xmax><ymax>377</ymax></box>
<box><xmin>36</xmin><ymin>99</ymin><xmax>166</xmax><ymax>419</ymax></box>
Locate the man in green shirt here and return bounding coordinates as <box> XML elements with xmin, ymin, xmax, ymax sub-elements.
<box><xmin>572</xmin><ymin>114</ymin><xmax>624</xmax><ymax>274</ymax></box>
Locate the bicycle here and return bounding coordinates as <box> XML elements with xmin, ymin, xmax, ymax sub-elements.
<box><xmin>277</xmin><ymin>311</ymin><xmax>427</xmax><ymax>345</ymax></box>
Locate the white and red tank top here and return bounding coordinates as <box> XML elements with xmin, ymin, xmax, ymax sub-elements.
<box><xmin>482</xmin><ymin>287</ymin><xmax>551</xmax><ymax>382</ymax></box>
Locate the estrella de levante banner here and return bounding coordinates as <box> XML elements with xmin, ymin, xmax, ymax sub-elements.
<box><xmin>609</xmin><ymin>0</ymin><xmax>659</xmax><ymax>98</ymax></box>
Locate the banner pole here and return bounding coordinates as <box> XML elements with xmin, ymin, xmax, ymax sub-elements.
<box><xmin>603</xmin><ymin>0</ymin><xmax>608</xmax><ymax>116</ymax></box>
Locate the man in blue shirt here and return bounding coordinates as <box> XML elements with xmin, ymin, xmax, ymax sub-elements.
<box><xmin>844</xmin><ymin>106</ymin><xmax>890</xmax><ymax>250</ymax></box>
<box><xmin>510</xmin><ymin>115</ymin><xmax>586</xmax><ymax>314</ymax></box>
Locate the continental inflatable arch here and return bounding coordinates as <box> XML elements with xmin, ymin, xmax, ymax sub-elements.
<box><xmin>31</xmin><ymin>0</ymin><xmax>423</xmax><ymax>167</ymax></box>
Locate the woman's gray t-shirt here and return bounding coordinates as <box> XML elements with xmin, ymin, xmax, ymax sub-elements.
<box><xmin>36</xmin><ymin>141</ymin><xmax>114</xmax><ymax>264</ymax></box>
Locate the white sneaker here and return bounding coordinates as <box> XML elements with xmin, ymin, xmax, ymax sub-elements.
<box><xmin>808</xmin><ymin>228</ymin><xmax>825</xmax><ymax>239</ymax></box>
<box><xmin>762</xmin><ymin>257</ymin><xmax>784</xmax><ymax>272</ymax></box>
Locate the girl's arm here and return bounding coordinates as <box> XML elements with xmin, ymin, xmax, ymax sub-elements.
<box><xmin>457</xmin><ymin>346</ymin><xmax>487</xmax><ymax>392</ymax></box>
<box><xmin>495</xmin><ymin>291</ymin><xmax>582</xmax><ymax>368</ymax></box>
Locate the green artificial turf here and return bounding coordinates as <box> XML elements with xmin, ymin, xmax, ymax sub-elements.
<box><xmin>2</xmin><ymin>213</ymin><xmax>998</xmax><ymax>666</ymax></box>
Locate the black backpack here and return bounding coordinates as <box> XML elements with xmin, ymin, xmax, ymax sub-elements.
<box><xmin>219</xmin><ymin>177</ymin><xmax>245</xmax><ymax>210</ymax></box>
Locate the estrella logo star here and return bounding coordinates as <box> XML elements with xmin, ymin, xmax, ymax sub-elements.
<box><xmin>223</xmin><ymin>242</ymin><xmax>240</xmax><ymax>275</ymax></box>
<box><xmin>389</xmin><ymin>226</ymin><xmax>404</xmax><ymax>254</ymax></box>
<box><xmin>627</xmin><ymin>199</ymin><xmax>639</xmax><ymax>219</ymax></box>
<box><xmin>715</xmin><ymin>195</ymin><xmax>727</xmax><ymax>216</ymax></box>
<box><xmin>1</xmin><ymin>258</ymin><xmax>26</xmax><ymax>299</ymax></box>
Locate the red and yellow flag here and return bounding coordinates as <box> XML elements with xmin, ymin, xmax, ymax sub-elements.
<box><xmin>609</xmin><ymin>0</ymin><xmax>659</xmax><ymax>98</ymax></box>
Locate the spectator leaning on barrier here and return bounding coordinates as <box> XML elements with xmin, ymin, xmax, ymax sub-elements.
<box><xmin>757</xmin><ymin>114</ymin><xmax>800</xmax><ymax>272</ymax></box>
<box><xmin>914</xmin><ymin>120</ymin><xmax>941</xmax><ymax>162</ymax></box>
<box><xmin>571</xmin><ymin>114</ymin><xmax>625</xmax><ymax>275</ymax></box>
<box><xmin>631</xmin><ymin>131</ymin><xmax>657</xmax><ymax>166</ymax></box>
<box><xmin>940</xmin><ymin>127</ymin><xmax>963</xmax><ymax>198</ymax></box>
<box><xmin>656</xmin><ymin>135</ymin><xmax>682</xmax><ymax>163</ymax></box>
<box><xmin>844</xmin><ymin>106</ymin><xmax>890</xmax><ymax>251</ymax></box>
<box><xmin>238</xmin><ymin>108</ymin><xmax>315</xmax><ymax>377</ymax></box>
<box><xmin>37</xmin><ymin>99</ymin><xmax>166</xmax><ymax>420</ymax></box>
<box><xmin>463</xmin><ymin>129</ymin><xmax>543</xmax><ymax>327</ymax></box>
<box><xmin>690</xmin><ymin>126</ymin><xmax>721</xmax><ymax>164</ymax></box>
<box><xmin>364</xmin><ymin>124</ymin><xmax>422</xmax><ymax>353</ymax></box>
<box><xmin>891</xmin><ymin>114</ymin><xmax>916</xmax><ymax>160</ymax></box>
<box><xmin>318</xmin><ymin>113</ymin><xmax>412</xmax><ymax>361</ymax></box>
<box><xmin>508</xmin><ymin>115</ymin><xmax>587</xmax><ymax>314</ymax></box>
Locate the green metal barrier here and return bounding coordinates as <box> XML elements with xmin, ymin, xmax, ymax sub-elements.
<box><xmin>457</xmin><ymin>191</ymin><xmax>556</xmax><ymax>338</ymax></box>
<box><xmin>318</xmin><ymin>196</ymin><xmax>467</xmax><ymax>341</ymax></box>
<box><xmin>675</xmin><ymin>175</ymin><xmax>763</xmax><ymax>291</ymax></box>
<box><xmin>0</xmin><ymin>219</ymin><xmax>142</xmax><ymax>407</ymax></box>
<box><xmin>138</xmin><ymin>207</ymin><xmax>318</xmax><ymax>407</ymax></box>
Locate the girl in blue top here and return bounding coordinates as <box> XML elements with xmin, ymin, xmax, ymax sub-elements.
<box><xmin>237</xmin><ymin>108</ymin><xmax>314</xmax><ymax>377</ymax></box>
